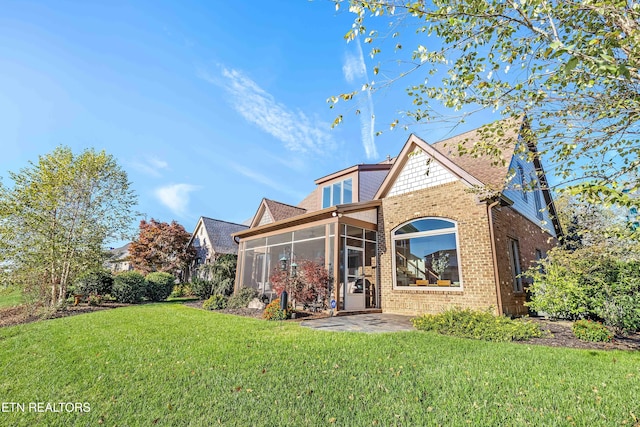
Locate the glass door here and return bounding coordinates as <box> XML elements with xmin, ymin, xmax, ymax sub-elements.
<box><xmin>344</xmin><ymin>246</ymin><xmax>365</xmax><ymax>310</ymax></box>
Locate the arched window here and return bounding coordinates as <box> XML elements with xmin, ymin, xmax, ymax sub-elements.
<box><xmin>392</xmin><ymin>218</ymin><xmax>462</xmax><ymax>289</ymax></box>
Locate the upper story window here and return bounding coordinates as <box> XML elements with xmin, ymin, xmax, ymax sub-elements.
<box><xmin>322</xmin><ymin>178</ymin><xmax>353</xmax><ymax>208</ymax></box>
<box><xmin>531</xmin><ymin>173</ymin><xmax>544</xmax><ymax>219</ymax></box>
<box><xmin>517</xmin><ymin>164</ymin><xmax>528</xmax><ymax>202</ymax></box>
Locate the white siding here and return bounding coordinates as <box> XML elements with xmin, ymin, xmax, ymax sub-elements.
<box><xmin>258</xmin><ymin>210</ymin><xmax>273</xmax><ymax>226</ymax></box>
<box><xmin>388</xmin><ymin>150</ymin><xmax>457</xmax><ymax>197</ymax></box>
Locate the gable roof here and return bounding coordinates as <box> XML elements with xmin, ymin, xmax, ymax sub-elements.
<box><xmin>431</xmin><ymin>119</ymin><xmax>520</xmax><ymax>189</ymax></box>
<box><xmin>108</xmin><ymin>243</ymin><xmax>131</xmax><ymax>261</ymax></box>
<box><xmin>250</xmin><ymin>198</ymin><xmax>307</xmax><ymax>228</ymax></box>
<box><xmin>375</xmin><ymin>116</ymin><xmax>523</xmax><ymax>199</ymax></box>
<box><xmin>189</xmin><ymin>217</ymin><xmax>248</xmax><ymax>255</ymax></box>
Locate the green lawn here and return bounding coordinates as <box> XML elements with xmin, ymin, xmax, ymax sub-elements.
<box><xmin>0</xmin><ymin>303</ymin><xmax>638</xmax><ymax>426</ymax></box>
<box><xmin>0</xmin><ymin>288</ymin><xmax>23</xmax><ymax>308</ymax></box>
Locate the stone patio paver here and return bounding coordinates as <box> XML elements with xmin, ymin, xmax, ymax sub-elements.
<box><xmin>300</xmin><ymin>313</ymin><xmax>415</xmax><ymax>333</ymax></box>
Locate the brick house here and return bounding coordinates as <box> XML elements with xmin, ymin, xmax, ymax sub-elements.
<box><xmin>232</xmin><ymin>117</ymin><xmax>561</xmax><ymax>316</ymax></box>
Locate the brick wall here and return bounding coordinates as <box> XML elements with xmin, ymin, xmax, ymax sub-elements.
<box><xmin>379</xmin><ymin>181</ymin><xmax>499</xmax><ymax>316</ymax></box>
<box><xmin>491</xmin><ymin>205</ymin><xmax>557</xmax><ymax>316</ymax></box>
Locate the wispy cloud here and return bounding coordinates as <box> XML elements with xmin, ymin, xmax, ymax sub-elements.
<box><xmin>229</xmin><ymin>162</ymin><xmax>306</xmax><ymax>201</ymax></box>
<box><xmin>343</xmin><ymin>39</ymin><xmax>378</xmax><ymax>160</ymax></box>
<box><xmin>154</xmin><ymin>183</ymin><xmax>200</xmax><ymax>217</ymax></box>
<box><xmin>130</xmin><ymin>156</ymin><xmax>169</xmax><ymax>177</ymax></box>
<box><xmin>198</xmin><ymin>67</ymin><xmax>336</xmax><ymax>155</ymax></box>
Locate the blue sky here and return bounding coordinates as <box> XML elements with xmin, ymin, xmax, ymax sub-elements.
<box><xmin>0</xmin><ymin>0</ymin><xmax>499</xmax><ymax>245</ymax></box>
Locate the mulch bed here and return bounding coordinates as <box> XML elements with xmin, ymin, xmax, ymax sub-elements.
<box><xmin>2</xmin><ymin>301</ymin><xmax>638</xmax><ymax>351</ymax></box>
<box><xmin>182</xmin><ymin>300</ymin><xmax>329</xmax><ymax>321</ymax></box>
<box><xmin>520</xmin><ymin>318</ymin><xmax>640</xmax><ymax>351</ymax></box>
<box><xmin>0</xmin><ymin>302</ymin><xmax>129</xmax><ymax>328</ymax></box>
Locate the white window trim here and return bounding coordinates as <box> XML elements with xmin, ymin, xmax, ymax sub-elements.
<box><xmin>391</xmin><ymin>218</ymin><xmax>463</xmax><ymax>291</ymax></box>
<box><xmin>322</xmin><ymin>178</ymin><xmax>353</xmax><ymax>209</ymax></box>
<box><xmin>509</xmin><ymin>238</ymin><xmax>524</xmax><ymax>293</ymax></box>
<box><xmin>517</xmin><ymin>164</ymin><xmax>528</xmax><ymax>202</ymax></box>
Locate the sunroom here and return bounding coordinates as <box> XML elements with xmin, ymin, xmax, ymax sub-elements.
<box><xmin>233</xmin><ymin>201</ymin><xmax>381</xmax><ymax>312</ymax></box>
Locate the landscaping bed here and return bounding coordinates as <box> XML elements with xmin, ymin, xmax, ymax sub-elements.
<box><xmin>2</xmin><ymin>301</ymin><xmax>639</xmax><ymax>351</ymax></box>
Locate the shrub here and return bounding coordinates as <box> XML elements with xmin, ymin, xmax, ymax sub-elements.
<box><xmin>190</xmin><ymin>278</ymin><xmax>214</xmax><ymax>300</ymax></box>
<box><xmin>71</xmin><ymin>270</ymin><xmax>114</xmax><ymax>297</ymax></box>
<box><xmin>526</xmin><ymin>251</ymin><xmax>640</xmax><ymax>334</ymax></box>
<box><xmin>170</xmin><ymin>283</ymin><xmax>193</xmax><ymax>298</ymax></box>
<box><xmin>112</xmin><ymin>271</ymin><xmax>146</xmax><ymax>304</ymax></box>
<box><xmin>145</xmin><ymin>272</ymin><xmax>175</xmax><ymax>302</ymax></box>
<box><xmin>203</xmin><ymin>294</ymin><xmax>228</xmax><ymax>310</ymax></box>
<box><xmin>524</xmin><ymin>253</ymin><xmax>591</xmax><ymax>319</ymax></box>
<box><xmin>572</xmin><ymin>319</ymin><xmax>614</xmax><ymax>343</ymax></box>
<box><xmin>263</xmin><ymin>298</ymin><xmax>292</xmax><ymax>321</ymax></box>
<box><xmin>411</xmin><ymin>307</ymin><xmax>543</xmax><ymax>342</ymax></box>
<box><xmin>88</xmin><ymin>294</ymin><xmax>102</xmax><ymax>306</ymax></box>
<box><xmin>227</xmin><ymin>287</ymin><xmax>258</xmax><ymax>309</ymax></box>
<box><xmin>595</xmin><ymin>261</ymin><xmax>640</xmax><ymax>335</ymax></box>
<box><xmin>170</xmin><ymin>285</ymin><xmax>184</xmax><ymax>298</ymax></box>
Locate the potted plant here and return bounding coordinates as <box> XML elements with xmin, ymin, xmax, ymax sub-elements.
<box><xmin>431</xmin><ymin>252</ymin><xmax>451</xmax><ymax>286</ymax></box>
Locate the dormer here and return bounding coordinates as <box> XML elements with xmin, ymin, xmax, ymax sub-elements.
<box><xmin>298</xmin><ymin>162</ymin><xmax>393</xmax><ymax>212</ymax></box>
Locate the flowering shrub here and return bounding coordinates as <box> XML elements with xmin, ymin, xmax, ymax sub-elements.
<box><xmin>572</xmin><ymin>319</ymin><xmax>614</xmax><ymax>342</ymax></box>
<box><xmin>411</xmin><ymin>307</ymin><xmax>543</xmax><ymax>342</ymax></box>
<box><xmin>263</xmin><ymin>298</ymin><xmax>292</xmax><ymax>321</ymax></box>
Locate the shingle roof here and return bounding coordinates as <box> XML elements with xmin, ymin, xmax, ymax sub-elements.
<box><xmin>264</xmin><ymin>199</ymin><xmax>306</xmax><ymax>221</ymax></box>
<box><xmin>108</xmin><ymin>243</ymin><xmax>130</xmax><ymax>260</ymax></box>
<box><xmin>200</xmin><ymin>217</ymin><xmax>248</xmax><ymax>255</ymax></box>
<box><xmin>430</xmin><ymin>116</ymin><xmax>523</xmax><ymax>190</ymax></box>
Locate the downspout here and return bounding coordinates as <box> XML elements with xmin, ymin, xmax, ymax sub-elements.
<box><xmin>487</xmin><ymin>199</ymin><xmax>503</xmax><ymax>315</ymax></box>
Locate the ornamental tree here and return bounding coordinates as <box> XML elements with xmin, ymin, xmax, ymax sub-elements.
<box><xmin>128</xmin><ymin>219</ymin><xmax>196</xmax><ymax>278</ymax></box>
<box><xmin>269</xmin><ymin>259</ymin><xmax>330</xmax><ymax>308</ymax></box>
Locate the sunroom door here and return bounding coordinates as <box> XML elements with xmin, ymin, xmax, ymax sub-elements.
<box><xmin>344</xmin><ymin>246</ymin><xmax>365</xmax><ymax>310</ymax></box>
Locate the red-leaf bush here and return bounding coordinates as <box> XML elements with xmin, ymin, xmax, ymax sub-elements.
<box><xmin>268</xmin><ymin>259</ymin><xmax>330</xmax><ymax>308</ymax></box>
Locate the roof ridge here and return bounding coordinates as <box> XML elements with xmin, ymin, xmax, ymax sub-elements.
<box><xmin>201</xmin><ymin>216</ymin><xmax>249</xmax><ymax>227</ymax></box>
<box><xmin>263</xmin><ymin>198</ymin><xmax>307</xmax><ymax>211</ymax></box>
<box><xmin>431</xmin><ymin>115</ymin><xmax>524</xmax><ymax>148</ymax></box>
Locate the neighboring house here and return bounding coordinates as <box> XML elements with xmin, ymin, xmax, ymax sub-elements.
<box><xmin>106</xmin><ymin>243</ymin><xmax>133</xmax><ymax>273</ymax></box>
<box><xmin>187</xmin><ymin>217</ymin><xmax>249</xmax><ymax>280</ymax></box>
<box><xmin>232</xmin><ymin>117</ymin><xmax>562</xmax><ymax>316</ymax></box>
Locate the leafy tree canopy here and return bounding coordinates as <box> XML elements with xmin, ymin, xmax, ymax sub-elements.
<box><xmin>332</xmin><ymin>0</ymin><xmax>639</xmax><ymax>218</ymax></box>
<box><xmin>0</xmin><ymin>146</ymin><xmax>137</xmax><ymax>308</ymax></box>
<box><xmin>128</xmin><ymin>219</ymin><xmax>196</xmax><ymax>277</ymax></box>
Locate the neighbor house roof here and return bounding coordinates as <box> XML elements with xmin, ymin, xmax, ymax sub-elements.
<box><xmin>108</xmin><ymin>243</ymin><xmax>131</xmax><ymax>261</ymax></box>
<box><xmin>189</xmin><ymin>217</ymin><xmax>248</xmax><ymax>256</ymax></box>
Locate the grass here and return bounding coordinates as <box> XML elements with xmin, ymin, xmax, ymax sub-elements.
<box><xmin>0</xmin><ymin>288</ymin><xmax>23</xmax><ymax>308</ymax></box>
<box><xmin>0</xmin><ymin>303</ymin><xmax>639</xmax><ymax>426</ymax></box>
